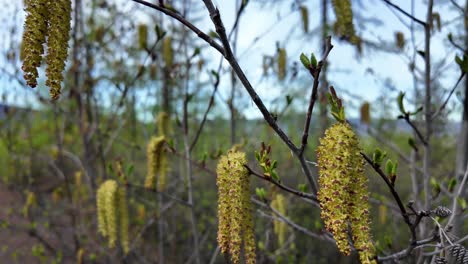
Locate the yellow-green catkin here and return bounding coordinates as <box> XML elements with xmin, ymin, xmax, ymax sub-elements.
<box><xmin>144</xmin><ymin>136</ymin><xmax>167</xmax><ymax>190</ymax></box>
<box><xmin>118</xmin><ymin>186</ymin><xmax>129</xmax><ymax>253</ymax></box>
<box><xmin>21</xmin><ymin>0</ymin><xmax>49</xmax><ymax>88</ymax></box>
<box><xmin>22</xmin><ymin>190</ymin><xmax>37</xmax><ymax>217</ymax></box>
<box><xmin>138</xmin><ymin>24</ymin><xmax>148</xmax><ymax>50</ymax></box>
<box><xmin>76</xmin><ymin>248</ymin><xmax>84</xmax><ymax>264</ymax></box>
<box><xmin>395</xmin><ymin>32</ymin><xmax>405</xmax><ymax>50</ymax></box>
<box><xmin>317</xmin><ymin>122</ymin><xmax>376</xmax><ymax>263</ymax></box>
<box><xmin>331</xmin><ymin>0</ymin><xmax>356</xmax><ymax>40</ymax></box>
<box><xmin>360</xmin><ymin>102</ymin><xmax>370</xmax><ymax>125</ymax></box>
<box><xmin>45</xmin><ymin>0</ymin><xmax>72</xmax><ymax>100</ymax></box>
<box><xmin>163</xmin><ymin>37</ymin><xmax>173</xmax><ymax>67</ymax></box>
<box><xmin>348</xmin><ymin>160</ymin><xmax>376</xmax><ymax>264</ymax></box>
<box><xmin>271</xmin><ymin>194</ymin><xmax>287</xmax><ymax>247</ymax></box>
<box><xmin>277</xmin><ymin>48</ymin><xmax>287</xmax><ymax>81</ymax></box>
<box><xmin>96</xmin><ymin>180</ymin><xmax>130</xmax><ymax>254</ymax></box>
<box><xmin>216</xmin><ymin>149</ymin><xmax>256</xmax><ymax>264</ymax></box>
<box><xmin>300</xmin><ymin>6</ymin><xmax>309</xmax><ymax>33</ymax></box>
<box><xmin>157</xmin><ymin>111</ymin><xmax>171</xmax><ymax>136</ymax></box>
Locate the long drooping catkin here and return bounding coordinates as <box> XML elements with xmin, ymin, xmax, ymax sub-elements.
<box><xmin>317</xmin><ymin>122</ymin><xmax>376</xmax><ymax>263</ymax></box>
<box><xmin>216</xmin><ymin>149</ymin><xmax>256</xmax><ymax>264</ymax></box>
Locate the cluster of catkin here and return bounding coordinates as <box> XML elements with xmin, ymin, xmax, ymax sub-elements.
<box><xmin>21</xmin><ymin>0</ymin><xmax>72</xmax><ymax>100</ymax></box>
<box><xmin>317</xmin><ymin>122</ymin><xmax>376</xmax><ymax>264</ymax></box>
<box><xmin>96</xmin><ymin>179</ymin><xmax>129</xmax><ymax>253</ymax></box>
<box><xmin>216</xmin><ymin>149</ymin><xmax>256</xmax><ymax>264</ymax></box>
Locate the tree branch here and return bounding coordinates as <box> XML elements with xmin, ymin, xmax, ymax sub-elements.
<box><xmin>299</xmin><ymin>36</ymin><xmax>334</xmax><ymax>155</ymax></box>
<box><xmin>381</xmin><ymin>0</ymin><xmax>426</xmax><ymax>27</ymax></box>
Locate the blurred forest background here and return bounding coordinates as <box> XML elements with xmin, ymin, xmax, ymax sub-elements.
<box><xmin>0</xmin><ymin>0</ymin><xmax>467</xmax><ymax>263</ymax></box>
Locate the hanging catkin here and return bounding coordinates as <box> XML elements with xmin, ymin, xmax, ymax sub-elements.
<box><xmin>216</xmin><ymin>149</ymin><xmax>256</xmax><ymax>264</ymax></box>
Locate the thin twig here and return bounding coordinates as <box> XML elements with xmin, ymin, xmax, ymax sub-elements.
<box><xmin>361</xmin><ymin>153</ymin><xmax>415</xmax><ymax>239</ymax></box>
<box><xmin>201</xmin><ymin>0</ymin><xmax>318</xmax><ymax>193</ymax></box>
<box><xmin>189</xmin><ymin>71</ymin><xmax>220</xmax><ymax>152</ymax></box>
<box><xmin>431</xmin><ymin>73</ymin><xmax>465</xmax><ymax>120</ymax></box>
<box><xmin>381</xmin><ymin>0</ymin><xmax>426</xmax><ymax>27</ymax></box>
<box><xmin>244</xmin><ymin>165</ymin><xmax>318</xmax><ymax>202</ymax></box>
<box><xmin>399</xmin><ymin>114</ymin><xmax>428</xmax><ymax>146</ymax></box>
<box><xmin>299</xmin><ymin>36</ymin><xmax>334</xmax><ymax>155</ymax></box>
<box><xmin>131</xmin><ymin>0</ymin><xmax>224</xmax><ymax>54</ymax></box>
<box><xmin>252</xmin><ymin>198</ymin><xmax>332</xmax><ymax>241</ymax></box>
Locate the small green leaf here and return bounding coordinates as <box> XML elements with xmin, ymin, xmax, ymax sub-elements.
<box><xmin>300</xmin><ymin>53</ymin><xmax>310</xmax><ymax>69</ymax></box>
<box><xmin>448</xmin><ymin>178</ymin><xmax>457</xmax><ymax>192</ymax></box>
<box><xmin>373</xmin><ymin>148</ymin><xmax>387</xmax><ymax>166</ymax></box>
<box><xmin>397</xmin><ymin>91</ymin><xmax>406</xmax><ymax>114</ymax></box>
<box><xmin>408</xmin><ymin>137</ymin><xmax>417</xmax><ymax>151</ymax></box>
<box><xmin>298</xmin><ymin>183</ymin><xmax>307</xmax><ymax>193</ymax></box>
<box><xmin>271</xmin><ymin>160</ymin><xmax>278</xmax><ymax>170</ymax></box>
<box><xmin>385</xmin><ymin>160</ymin><xmax>393</xmax><ymax>175</ymax></box>
<box><xmin>457</xmin><ymin>198</ymin><xmax>467</xmax><ymax>210</ymax></box>
<box><xmin>430</xmin><ymin>177</ymin><xmax>438</xmax><ymax>187</ymax></box>
<box><xmin>255</xmin><ymin>188</ymin><xmax>266</xmax><ymax>200</ymax></box>
<box><xmin>271</xmin><ymin>171</ymin><xmax>280</xmax><ymax>182</ymax></box>
<box><xmin>255</xmin><ymin>151</ymin><xmax>260</xmax><ymax>161</ymax></box>
<box><xmin>126</xmin><ymin>164</ymin><xmax>134</xmax><ymax>176</ymax></box>
<box><xmin>285</xmin><ymin>95</ymin><xmax>293</xmax><ymax>105</ymax></box>
<box><xmin>391</xmin><ymin>160</ymin><xmax>398</xmax><ymax>175</ymax></box>
<box><xmin>310</xmin><ymin>53</ymin><xmax>317</xmax><ymax>68</ymax></box>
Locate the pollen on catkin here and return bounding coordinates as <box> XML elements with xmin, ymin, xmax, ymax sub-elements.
<box><xmin>277</xmin><ymin>48</ymin><xmax>287</xmax><ymax>81</ymax></box>
<box><xmin>45</xmin><ymin>0</ymin><xmax>72</xmax><ymax>100</ymax></box>
<box><xmin>144</xmin><ymin>136</ymin><xmax>167</xmax><ymax>191</ymax></box>
<box><xmin>96</xmin><ymin>180</ymin><xmax>130</xmax><ymax>254</ymax></box>
<box><xmin>300</xmin><ymin>6</ymin><xmax>309</xmax><ymax>33</ymax></box>
<box><xmin>157</xmin><ymin>112</ymin><xmax>171</xmax><ymax>137</ymax></box>
<box><xmin>271</xmin><ymin>194</ymin><xmax>287</xmax><ymax>247</ymax></box>
<box><xmin>163</xmin><ymin>37</ymin><xmax>173</xmax><ymax>67</ymax></box>
<box><xmin>138</xmin><ymin>24</ymin><xmax>148</xmax><ymax>50</ymax></box>
<box><xmin>317</xmin><ymin>122</ymin><xmax>376</xmax><ymax>263</ymax></box>
<box><xmin>21</xmin><ymin>0</ymin><xmax>49</xmax><ymax>88</ymax></box>
<box><xmin>331</xmin><ymin>0</ymin><xmax>356</xmax><ymax>40</ymax></box>
<box><xmin>216</xmin><ymin>149</ymin><xmax>256</xmax><ymax>264</ymax></box>
<box><xmin>395</xmin><ymin>32</ymin><xmax>405</xmax><ymax>50</ymax></box>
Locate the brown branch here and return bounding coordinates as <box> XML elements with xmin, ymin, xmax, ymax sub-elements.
<box><xmin>201</xmin><ymin>0</ymin><xmax>318</xmax><ymax>193</ymax></box>
<box><xmin>299</xmin><ymin>36</ymin><xmax>333</xmax><ymax>155</ymax></box>
<box><xmin>381</xmin><ymin>0</ymin><xmax>426</xmax><ymax>27</ymax></box>
<box><xmin>251</xmin><ymin>198</ymin><xmax>331</xmax><ymax>241</ymax></box>
<box><xmin>377</xmin><ymin>236</ymin><xmax>437</xmax><ymax>262</ymax></box>
<box><xmin>399</xmin><ymin>114</ymin><xmax>428</xmax><ymax>146</ymax></box>
<box><xmin>361</xmin><ymin>152</ymin><xmax>415</xmax><ymax>240</ymax></box>
<box><xmin>130</xmin><ymin>0</ymin><xmax>224</xmax><ymax>54</ymax></box>
<box><xmin>190</xmin><ymin>71</ymin><xmax>220</xmax><ymax>152</ymax></box>
<box><xmin>244</xmin><ymin>165</ymin><xmax>318</xmax><ymax>203</ymax></box>
<box><xmin>431</xmin><ymin>73</ymin><xmax>465</xmax><ymax>120</ymax></box>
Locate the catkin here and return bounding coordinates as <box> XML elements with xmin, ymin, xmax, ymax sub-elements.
<box><xmin>395</xmin><ymin>32</ymin><xmax>405</xmax><ymax>50</ymax></box>
<box><xmin>216</xmin><ymin>149</ymin><xmax>256</xmax><ymax>264</ymax></box>
<box><xmin>317</xmin><ymin>122</ymin><xmax>376</xmax><ymax>263</ymax></box>
<box><xmin>96</xmin><ymin>180</ymin><xmax>129</xmax><ymax>253</ymax></box>
<box><xmin>21</xmin><ymin>0</ymin><xmax>49</xmax><ymax>88</ymax></box>
<box><xmin>271</xmin><ymin>194</ymin><xmax>287</xmax><ymax>247</ymax></box>
<box><xmin>145</xmin><ymin>136</ymin><xmax>167</xmax><ymax>190</ymax></box>
<box><xmin>163</xmin><ymin>37</ymin><xmax>173</xmax><ymax>67</ymax></box>
<box><xmin>138</xmin><ymin>24</ymin><xmax>148</xmax><ymax>50</ymax></box>
<box><xmin>45</xmin><ymin>0</ymin><xmax>72</xmax><ymax>100</ymax></box>
<box><xmin>277</xmin><ymin>48</ymin><xmax>287</xmax><ymax>81</ymax></box>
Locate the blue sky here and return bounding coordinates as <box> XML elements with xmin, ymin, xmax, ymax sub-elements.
<box><xmin>0</xmin><ymin>0</ymin><xmax>464</xmax><ymax>121</ymax></box>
